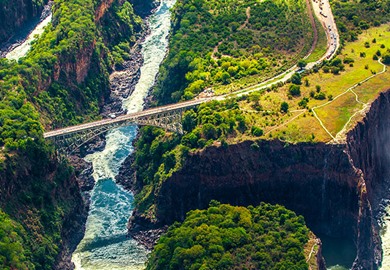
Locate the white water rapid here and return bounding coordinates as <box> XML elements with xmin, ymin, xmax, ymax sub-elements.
<box><xmin>5</xmin><ymin>14</ymin><xmax>52</xmax><ymax>60</ymax></box>
<box><xmin>71</xmin><ymin>0</ymin><xmax>176</xmax><ymax>269</ymax></box>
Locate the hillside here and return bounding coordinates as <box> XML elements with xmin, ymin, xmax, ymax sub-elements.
<box><xmin>0</xmin><ymin>0</ymin><xmax>146</xmax><ymax>268</ymax></box>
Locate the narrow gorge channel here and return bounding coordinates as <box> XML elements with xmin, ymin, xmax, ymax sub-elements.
<box><xmin>0</xmin><ymin>1</ymin><xmax>52</xmax><ymax>59</ymax></box>
<box><xmin>71</xmin><ymin>0</ymin><xmax>176</xmax><ymax>268</ymax></box>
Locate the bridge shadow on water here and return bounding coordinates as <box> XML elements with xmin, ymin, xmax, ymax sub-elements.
<box><xmin>78</xmin><ymin>233</ymin><xmax>132</xmax><ymax>253</ymax></box>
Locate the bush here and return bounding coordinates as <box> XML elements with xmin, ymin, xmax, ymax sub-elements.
<box><xmin>383</xmin><ymin>54</ymin><xmax>390</xmax><ymax>65</ymax></box>
<box><xmin>289</xmin><ymin>85</ymin><xmax>301</xmax><ymax>96</ymax></box>
<box><xmin>314</xmin><ymin>92</ymin><xmax>326</xmax><ymax>100</ymax></box>
<box><xmin>291</xmin><ymin>73</ymin><xmax>302</xmax><ymax>85</ymax></box>
<box><xmin>280</xmin><ymin>102</ymin><xmax>289</xmax><ymax>113</ymax></box>
<box><xmin>251</xmin><ymin>126</ymin><xmax>264</xmax><ymax>136</ymax></box>
<box><xmin>298</xmin><ymin>97</ymin><xmax>309</xmax><ymax>108</ymax></box>
<box><xmin>343</xmin><ymin>57</ymin><xmax>354</xmax><ymax>64</ymax></box>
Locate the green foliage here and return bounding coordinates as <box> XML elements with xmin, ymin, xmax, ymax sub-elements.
<box><xmin>0</xmin><ymin>0</ymin><xmax>143</xmax><ymax>268</ymax></box>
<box><xmin>146</xmin><ymin>202</ymin><xmax>310</xmax><ymax>270</ymax></box>
<box><xmin>314</xmin><ymin>92</ymin><xmax>326</xmax><ymax>100</ymax></box>
<box><xmin>298</xmin><ymin>97</ymin><xmax>309</xmax><ymax>108</ymax></box>
<box><xmin>280</xmin><ymin>102</ymin><xmax>289</xmax><ymax>113</ymax></box>
<box><xmin>331</xmin><ymin>0</ymin><xmax>390</xmax><ymax>42</ymax></box>
<box><xmin>154</xmin><ymin>0</ymin><xmax>313</xmax><ymax>104</ymax></box>
<box><xmin>298</xmin><ymin>59</ymin><xmax>307</xmax><ymax>69</ymax></box>
<box><xmin>0</xmin><ymin>0</ymin><xmax>142</xmax><ymax>150</ymax></box>
<box><xmin>291</xmin><ymin>73</ymin><xmax>302</xmax><ymax>85</ymax></box>
<box><xmin>0</xmin><ymin>211</ymin><xmax>32</xmax><ymax>270</ymax></box>
<box><xmin>251</xmin><ymin>126</ymin><xmax>264</xmax><ymax>136</ymax></box>
<box><xmin>383</xmin><ymin>53</ymin><xmax>390</xmax><ymax>65</ymax></box>
<box><xmin>321</xmin><ymin>57</ymin><xmax>345</xmax><ymax>75</ymax></box>
<box><xmin>289</xmin><ymin>85</ymin><xmax>301</xmax><ymax>96</ymax></box>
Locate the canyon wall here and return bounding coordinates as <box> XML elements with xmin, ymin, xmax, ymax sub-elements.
<box><xmin>0</xmin><ymin>0</ymin><xmax>48</xmax><ymax>44</ymax></box>
<box><xmin>130</xmin><ymin>90</ymin><xmax>390</xmax><ymax>269</ymax></box>
<box><xmin>0</xmin><ymin>143</ymin><xmax>87</xmax><ymax>268</ymax></box>
<box><xmin>347</xmin><ymin>90</ymin><xmax>390</xmax><ymax>269</ymax></box>
<box><xmin>0</xmin><ymin>0</ymin><xmax>149</xmax><ymax>268</ymax></box>
<box><xmin>347</xmin><ymin>90</ymin><xmax>390</xmax><ymax>207</ymax></box>
<box><xmin>154</xmin><ymin>141</ymin><xmax>359</xmax><ymax>238</ymax></box>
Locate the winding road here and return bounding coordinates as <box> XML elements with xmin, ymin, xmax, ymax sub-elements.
<box><xmin>44</xmin><ymin>0</ymin><xmax>340</xmax><ymax>139</ymax></box>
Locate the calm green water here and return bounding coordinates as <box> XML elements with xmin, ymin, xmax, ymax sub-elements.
<box><xmin>319</xmin><ymin>235</ymin><xmax>356</xmax><ymax>270</ymax></box>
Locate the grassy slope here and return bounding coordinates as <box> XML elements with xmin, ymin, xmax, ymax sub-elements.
<box><xmin>259</xmin><ymin>24</ymin><xmax>390</xmax><ymax>142</ymax></box>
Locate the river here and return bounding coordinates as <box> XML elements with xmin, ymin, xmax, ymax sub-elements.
<box><xmin>71</xmin><ymin>0</ymin><xmax>176</xmax><ymax>269</ymax></box>
<box><xmin>5</xmin><ymin>13</ymin><xmax>52</xmax><ymax>60</ymax></box>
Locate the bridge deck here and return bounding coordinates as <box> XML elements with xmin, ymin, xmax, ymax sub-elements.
<box><xmin>43</xmin><ymin>98</ymin><xmax>211</xmax><ymax>138</ymax></box>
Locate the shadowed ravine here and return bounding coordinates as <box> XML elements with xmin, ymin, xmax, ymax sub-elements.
<box><xmin>71</xmin><ymin>1</ymin><xmax>176</xmax><ymax>269</ymax></box>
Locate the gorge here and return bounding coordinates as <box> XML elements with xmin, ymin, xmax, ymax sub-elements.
<box><xmin>0</xmin><ymin>0</ymin><xmax>389</xmax><ymax>269</ymax></box>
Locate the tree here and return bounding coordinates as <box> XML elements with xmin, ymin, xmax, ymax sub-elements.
<box><xmin>383</xmin><ymin>54</ymin><xmax>390</xmax><ymax>65</ymax></box>
<box><xmin>146</xmin><ymin>203</ymin><xmax>309</xmax><ymax>270</ymax></box>
<box><xmin>289</xmin><ymin>85</ymin><xmax>301</xmax><ymax>96</ymax></box>
<box><xmin>297</xmin><ymin>60</ymin><xmax>307</xmax><ymax>69</ymax></box>
<box><xmin>291</xmin><ymin>73</ymin><xmax>302</xmax><ymax>85</ymax></box>
<box><xmin>202</xmin><ymin>123</ymin><xmax>217</xmax><ymax>140</ymax></box>
<box><xmin>251</xmin><ymin>126</ymin><xmax>264</xmax><ymax>136</ymax></box>
<box><xmin>280</xmin><ymin>102</ymin><xmax>289</xmax><ymax>113</ymax></box>
<box><xmin>183</xmin><ymin>110</ymin><xmax>197</xmax><ymax>132</ymax></box>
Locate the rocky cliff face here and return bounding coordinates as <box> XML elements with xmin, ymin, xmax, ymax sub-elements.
<box><xmin>0</xmin><ymin>143</ymin><xmax>88</xmax><ymax>269</ymax></box>
<box><xmin>130</xmin><ymin>0</ymin><xmax>157</xmax><ymax>17</ymax></box>
<box><xmin>347</xmin><ymin>90</ymin><xmax>390</xmax><ymax>269</ymax></box>
<box><xmin>130</xmin><ymin>89</ymin><xmax>390</xmax><ymax>269</ymax></box>
<box><xmin>0</xmin><ymin>0</ymin><xmax>48</xmax><ymax>44</ymax></box>
<box><xmin>154</xmin><ymin>141</ymin><xmax>359</xmax><ymax>238</ymax></box>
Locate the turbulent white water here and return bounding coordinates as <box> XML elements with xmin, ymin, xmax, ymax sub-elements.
<box><xmin>6</xmin><ymin>14</ymin><xmax>52</xmax><ymax>60</ymax></box>
<box><xmin>71</xmin><ymin>0</ymin><xmax>176</xmax><ymax>269</ymax></box>
<box><xmin>380</xmin><ymin>206</ymin><xmax>390</xmax><ymax>269</ymax></box>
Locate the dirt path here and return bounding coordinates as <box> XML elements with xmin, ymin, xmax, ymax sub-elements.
<box><xmin>311</xmin><ymin>58</ymin><xmax>387</xmax><ymax>142</ymax></box>
<box><xmin>238</xmin><ymin>7</ymin><xmax>251</xmax><ymax>31</ymax></box>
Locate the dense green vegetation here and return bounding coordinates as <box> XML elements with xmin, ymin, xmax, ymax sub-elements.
<box><xmin>0</xmin><ymin>211</ymin><xmax>32</xmax><ymax>270</ymax></box>
<box><xmin>0</xmin><ymin>140</ymin><xmax>85</xmax><ymax>269</ymax></box>
<box><xmin>331</xmin><ymin>0</ymin><xmax>390</xmax><ymax>42</ymax></box>
<box><xmin>147</xmin><ymin>202</ymin><xmax>310</xmax><ymax>270</ymax></box>
<box><xmin>0</xmin><ymin>0</ymin><xmax>141</xmax><ymax>150</ymax></box>
<box><xmin>153</xmin><ymin>0</ymin><xmax>314</xmax><ymax>104</ymax></box>
<box><xmin>0</xmin><ymin>0</ymin><xmax>143</xmax><ymax>269</ymax></box>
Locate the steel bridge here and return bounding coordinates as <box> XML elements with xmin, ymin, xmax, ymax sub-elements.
<box><xmin>44</xmin><ymin>98</ymin><xmax>212</xmax><ymax>155</ymax></box>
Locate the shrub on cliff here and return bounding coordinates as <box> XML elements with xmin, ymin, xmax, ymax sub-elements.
<box><xmin>0</xmin><ymin>211</ymin><xmax>32</xmax><ymax>270</ymax></box>
<box><xmin>146</xmin><ymin>202</ymin><xmax>309</xmax><ymax>270</ymax></box>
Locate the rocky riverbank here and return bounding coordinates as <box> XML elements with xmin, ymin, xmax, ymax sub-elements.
<box><xmin>53</xmin><ymin>4</ymin><xmax>155</xmax><ymax>267</ymax></box>
<box><xmin>0</xmin><ymin>1</ymin><xmax>53</xmax><ymax>58</ymax></box>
